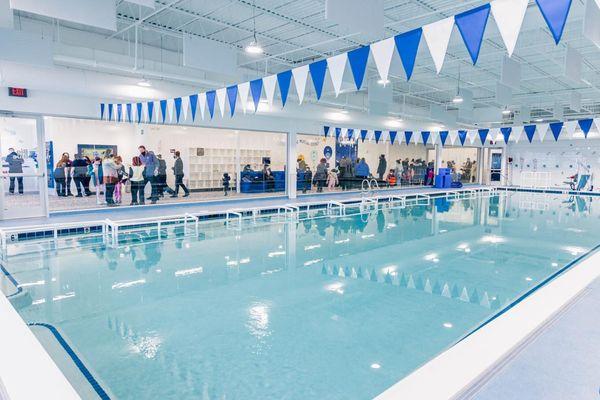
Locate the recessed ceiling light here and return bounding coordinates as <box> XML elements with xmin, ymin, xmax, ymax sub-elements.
<box><xmin>137</xmin><ymin>80</ymin><xmax>152</xmax><ymax>87</ymax></box>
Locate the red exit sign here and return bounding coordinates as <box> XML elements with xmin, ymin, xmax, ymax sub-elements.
<box><xmin>8</xmin><ymin>87</ymin><xmax>27</xmax><ymax>97</ymax></box>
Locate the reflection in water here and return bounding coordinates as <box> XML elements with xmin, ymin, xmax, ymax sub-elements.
<box><xmin>246</xmin><ymin>302</ymin><xmax>272</xmax><ymax>342</ymax></box>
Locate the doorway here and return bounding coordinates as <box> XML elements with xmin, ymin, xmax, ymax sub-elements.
<box><xmin>0</xmin><ymin>116</ymin><xmax>48</xmax><ymax>219</ymax></box>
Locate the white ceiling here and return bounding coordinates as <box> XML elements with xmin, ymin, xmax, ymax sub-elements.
<box><xmin>10</xmin><ymin>0</ymin><xmax>600</xmax><ymax>128</ymax></box>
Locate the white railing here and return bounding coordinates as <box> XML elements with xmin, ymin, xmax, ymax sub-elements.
<box><xmin>519</xmin><ymin>171</ymin><xmax>552</xmax><ymax>189</ymax></box>
<box><xmin>104</xmin><ymin>213</ymin><xmax>199</xmax><ymax>247</ymax></box>
<box><xmin>327</xmin><ymin>200</ymin><xmax>346</xmax><ymax>216</ymax></box>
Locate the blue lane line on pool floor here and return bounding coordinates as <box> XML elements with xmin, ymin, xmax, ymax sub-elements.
<box><xmin>458</xmin><ymin>241</ymin><xmax>600</xmax><ymax>343</ymax></box>
<box><xmin>0</xmin><ymin>264</ymin><xmax>22</xmax><ymax>298</ymax></box>
<box><xmin>28</xmin><ymin>323</ymin><xmax>111</xmax><ymax>400</ymax></box>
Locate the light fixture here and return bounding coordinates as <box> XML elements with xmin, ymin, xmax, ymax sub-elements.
<box><xmin>245</xmin><ymin>0</ymin><xmax>263</xmax><ymax>55</ymax></box>
<box><xmin>502</xmin><ymin>107</ymin><xmax>511</xmax><ymax>116</ymax></box>
<box><xmin>377</xmin><ymin>78</ymin><xmax>390</xmax><ymax>85</ymax></box>
<box><xmin>452</xmin><ymin>66</ymin><xmax>463</xmax><ymax>104</ymax></box>
<box><xmin>535</xmin><ymin>118</ymin><xmax>544</xmax><ymax>122</ymax></box>
<box><xmin>137</xmin><ymin>79</ymin><xmax>152</xmax><ymax>87</ymax></box>
<box><xmin>385</xmin><ymin>118</ymin><xmax>403</xmax><ymax>128</ymax></box>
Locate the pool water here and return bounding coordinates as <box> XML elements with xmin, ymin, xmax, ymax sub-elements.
<box><xmin>6</xmin><ymin>192</ymin><xmax>600</xmax><ymax>400</ymax></box>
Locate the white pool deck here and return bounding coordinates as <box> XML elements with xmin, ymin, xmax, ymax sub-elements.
<box><xmin>1</xmin><ymin>185</ymin><xmax>600</xmax><ymax>400</ymax></box>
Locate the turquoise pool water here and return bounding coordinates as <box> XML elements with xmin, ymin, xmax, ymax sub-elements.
<box><xmin>5</xmin><ymin>192</ymin><xmax>600</xmax><ymax>399</ymax></box>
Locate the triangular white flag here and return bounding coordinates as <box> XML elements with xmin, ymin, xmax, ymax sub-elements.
<box><xmin>327</xmin><ymin>53</ymin><xmax>347</xmax><ymax>97</ymax></box>
<box><xmin>565</xmin><ymin>120</ymin><xmax>578</xmax><ymax>138</ymax></box>
<box><xmin>142</xmin><ymin>103</ymin><xmax>149</xmax><ymax>123</ymax></box>
<box><xmin>238</xmin><ymin>82</ymin><xmax>250</xmax><ymax>114</ymax></box>
<box><xmin>198</xmin><ymin>93</ymin><xmax>206</xmax><ymax>120</ymax></box>
<box><xmin>153</xmin><ymin>101</ymin><xmax>161</xmax><ymax>123</ymax></box>
<box><xmin>216</xmin><ymin>88</ymin><xmax>227</xmax><ymax>118</ymax></box>
<box><xmin>167</xmin><ymin>98</ymin><xmax>175</xmax><ymax>122</ymax></box>
<box><xmin>292</xmin><ymin>65</ymin><xmax>309</xmax><ymax>104</ymax></box>
<box><xmin>538</xmin><ymin>123</ymin><xmax>549</xmax><ymax>142</ymax></box>
<box><xmin>468</xmin><ymin>130</ymin><xmax>477</xmax><ymax>145</ymax></box>
<box><xmin>491</xmin><ymin>0</ymin><xmax>528</xmax><ymax>57</ymax></box>
<box><xmin>422</xmin><ymin>17</ymin><xmax>454</xmax><ymax>74</ymax></box>
<box><xmin>594</xmin><ymin>118</ymin><xmax>600</xmax><ymax>137</ymax></box>
<box><xmin>490</xmin><ymin>128</ymin><xmax>501</xmax><ymax>142</ymax></box>
<box><xmin>449</xmin><ymin>130</ymin><xmax>458</xmax><ymax>145</ymax></box>
<box><xmin>370</xmin><ymin>37</ymin><xmax>395</xmax><ymax>84</ymax></box>
<box><xmin>513</xmin><ymin>125</ymin><xmax>523</xmax><ymax>143</ymax></box>
<box><xmin>181</xmin><ymin>96</ymin><xmax>189</xmax><ymax>121</ymax></box>
<box><xmin>341</xmin><ymin>127</ymin><xmax>348</xmax><ymax>139</ymax></box>
<box><xmin>263</xmin><ymin>75</ymin><xmax>277</xmax><ymax>106</ymax></box>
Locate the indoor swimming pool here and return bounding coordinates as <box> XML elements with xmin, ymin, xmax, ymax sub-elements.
<box><xmin>2</xmin><ymin>191</ymin><xmax>599</xmax><ymax>400</ymax></box>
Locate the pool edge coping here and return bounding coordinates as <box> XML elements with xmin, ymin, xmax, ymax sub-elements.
<box><xmin>373</xmin><ymin>236</ymin><xmax>600</xmax><ymax>400</ymax></box>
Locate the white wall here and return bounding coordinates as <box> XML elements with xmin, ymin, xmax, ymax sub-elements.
<box><xmin>506</xmin><ymin>138</ymin><xmax>600</xmax><ymax>189</ymax></box>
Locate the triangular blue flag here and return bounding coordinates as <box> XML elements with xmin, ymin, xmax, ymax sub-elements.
<box><xmin>136</xmin><ymin>103</ymin><xmax>143</xmax><ymax>123</ymax></box>
<box><xmin>323</xmin><ymin>126</ymin><xmax>330</xmax><ymax>137</ymax></box>
<box><xmin>147</xmin><ymin>102</ymin><xmax>154</xmax><ymax>122</ymax></box>
<box><xmin>535</xmin><ymin>0</ymin><xmax>572</xmax><ymax>44</ymax></box>
<box><xmin>478</xmin><ymin>128</ymin><xmax>489</xmax><ymax>144</ymax></box>
<box><xmin>374</xmin><ymin>130</ymin><xmax>382</xmax><ymax>143</ymax></box>
<box><xmin>108</xmin><ymin>104</ymin><xmax>113</xmax><ymax>121</ymax></box>
<box><xmin>277</xmin><ymin>70</ymin><xmax>292</xmax><ymax>107</ymax></box>
<box><xmin>126</xmin><ymin>103</ymin><xmax>132</xmax><ymax>123</ymax></box>
<box><xmin>550</xmin><ymin>122</ymin><xmax>563</xmax><ymax>141</ymax></box>
<box><xmin>389</xmin><ymin>131</ymin><xmax>397</xmax><ymax>144</ymax></box>
<box><xmin>360</xmin><ymin>129</ymin><xmax>368</xmax><ymax>142</ymax></box>
<box><xmin>146</xmin><ymin>101</ymin><xmax>154</xmax><ymax>122</ymax></box>
<box><xmin>524</xmin><ymin>125</ymin><xmax>536</xmax><ymax>143</ymax></box>
<box><xmin>189</xmin><ymin>94</ymin><xmax>198</xmax><ymax>121</ymax></box>
<box><xmin>455</xmin><ymin>4</ymin><xmax>491</xmax><ymax>64</ymax></box>
<box><xmin>348</xmin><ymin>129</ymin><xmax>354</xmax><ymax>141</ymax></box>
<box><xmin>421</xmin><ymin>131</ymin><xmax>430</xmax><ymax>145</ymax></box>
<box><xmin>100</xmin><ymin>103</ymin><xmax>105</xmax><ymax>120</ymax></box>
<box><xmin>117</xmin><ymin>104</ymin><xmax>122</xmax><ymax>122</ymax></box>
<box><xmin>160</xmin><ymin>99</ymin><xmax>167</xmax><ymax>123</ymax></box>
<box><xmin>458</xmin><ymin>130</ymin><xmax>467</xmax><ymax>146</ymax></box>
<box><xmin>174</xmin><ymin>97</ymin><xmax>182</xmax><ymax>122</ymax></box>
<box><xmin>226</xmin><ymin>86</ymin><xmax>238</xmax><ymax>117</ymax></box>
<box><xmin>501</xmin><ymin>127</ymin><xmax>512</xmax><ymax>144</ymax></box>
<box><xmin>347</xmin><ymin>46</ymin><xmax>370</xmax><ymax>90</ymax></box>
<box><xmin>250</xmin><ymin>79</ymin><xmax>263</xmax><ymax>112</ymax></box>
<box><xmin>309</xmin><ymin>60</ymin><xmax>327</xmax><ymax>100</ymax></box>
<box><xmin>335</xmin><ymin>127</ymin><xmax>342</xmax><ymax>140</ymax></box>
<box><xmin>206</xmin><ymin>90</ymin><xmax>216</xmax><ymax>119</ymax></box>
<box><xmin>405</xmin><ymin>131</ymin><xmax>413</xmax><ymax>145</ymax></box>
<box><xmin>394</xmin><ymin>28</ymin><xmax>422</xmax><ymax>81</ymax></box>
<box><xmin>578</xmin><ymin>118</ymin><xmax>593</xmax><ymax>138</ymax></box>
<box><xmin>439</xmin><ymin>131</ymin><xmax>449</xmax><ymax>146</ymax></box>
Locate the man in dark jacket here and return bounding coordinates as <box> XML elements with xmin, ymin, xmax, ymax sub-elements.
<box><xmin>156</xmin><ymin>154</ymin><xmax>169</xmax><ymax>197</ymax></box>
<box><xmin>170</xmin><ymin>151</ymin><xmax>189</xmax><ymax>197</ymax></box>
<box><xmin>377</xmin><ymin>154</ymin><xmax>387</xmax><ymax>180</ymax></box>
<box><xmin>72</xmin><ymin>154</ymin><xmax>92</xmax><ymax>197</ymax></box>
<box><xmin>6</xmin><ymin>148</ymin><xmax>24</xmax><ymax>194</ymax></box>
<box><xmin>139</xmin><ymin>145</ymin><xmax>159</xmax><ymax>203</ymax></box>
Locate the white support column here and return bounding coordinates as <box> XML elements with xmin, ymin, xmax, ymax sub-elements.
<box><xmin>235</xmin><ymin>132</ymin><xmax>241</xmax><ymax>193</ymax></box>
<box><xmin>286</xmin><ymin>131</ymin><xmax>297</xmax><ymax>199</ymax></box>
<box><xmin>477</xmin><ymin>147</ymin><xmax>485</xmax><ymax>185</ymax></box>
<box><xmin>434</xmin><ymin>144</ymin><xmax>442</xmax><ymax>172</ymax></box>
<box><xmin>37</xmin><ymin>116</ymin><xmax>50</xmax><ymax>218</ymax></box>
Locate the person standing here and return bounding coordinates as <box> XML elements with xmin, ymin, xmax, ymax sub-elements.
<box><xmin>314</xmin><ymin>158</ymin><xmax>328</xmax><ymax>193</ymax></box>
<box><xmin>138</xmin><ymin>145</ymin><xmax>159</xmax><ymax>204</ymax></box>
<box><xmin>222</xmin><ymin>172</ymin><xmax>231</xmax><ymax>196</ymax></box>
<box><xmin>61</xmin><ymin>152</ymin><xmax>74</xmax><ymax>196</ymax></box>
<box><xmin>377</xmin><ymin>154</ymin><xmax>387</xmax><ymax>180</ymax></box>
<box><xmin>53</xmin><ymin>156</ymin><xmax>68</xmax><ymax>196</ymax></box>
<box><xmin>355</xmin><ymin>158</ymin><xmax>370</xmax><ymax>179</ymax></box>
<box><xmin>72</xmin><ymin>154</ymin><xmax>92</xmax><ymax>197</ymax></box>
<box><xmin>129</xmin><ymin>156</ymin><xmax>145</xmax><ymax>205</ymax></box>
<box><xmin>170</xmin><ymin>151</ymin><xmax>189</xmax><ymax>198</ymax></box>
<box><xmin>156</xmin><ymin>154</ymin><xmax>169</xmax><ymax>197</ymax></box>
<box><xmin>6</xmin><ymin>148</ymin><xmax>24</xmax><ymax>195</ymax></box>
<box><xmin>102</xmin><ymin>152</ymin><xmax>119</xmax><ymax>206</ymax></box>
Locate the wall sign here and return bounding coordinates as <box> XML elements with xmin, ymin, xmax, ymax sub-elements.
<box><xmin>8</xmin><ymin>87</ymin><xmax>28</xmax><ymax>97</ymax></box>
<box><xmin>323</xmin><ymin>146</ymin><xmax>333</xmax><ymax>160</ymax></box>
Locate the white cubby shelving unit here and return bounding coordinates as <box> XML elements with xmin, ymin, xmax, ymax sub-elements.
<box><xmin>187</xmin><ymin>147</ymin><xmax>271</xmax><ymax>190</ymax></box>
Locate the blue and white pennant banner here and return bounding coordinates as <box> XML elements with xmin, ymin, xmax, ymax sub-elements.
<box><xmin>101</xmin><ymin>0</ymin><xmax>576</xmax><ymax>123</ymax></box>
